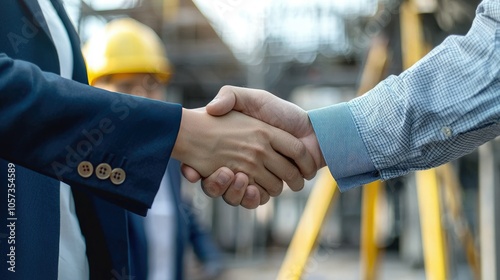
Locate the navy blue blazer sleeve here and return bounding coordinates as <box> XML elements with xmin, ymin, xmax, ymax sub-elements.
<box><xmin>0</xmin><ymin>53</ymin><xmax>182</xmax><ymax>215</ymax></box>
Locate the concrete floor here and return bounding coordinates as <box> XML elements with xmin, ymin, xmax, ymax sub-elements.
<box><xmin>217</xmin><ymin>249</ymin><xmax>426</xmax><ymax>280</ymax></box>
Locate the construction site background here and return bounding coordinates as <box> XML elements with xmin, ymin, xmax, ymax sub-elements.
<box><xmin>65</xmin><ymin>1</ymin><xmax>497</xmax><ymax>279</ymax></box>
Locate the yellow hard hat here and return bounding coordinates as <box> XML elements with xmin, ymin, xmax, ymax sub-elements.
<box><xmin>83</xmin><ymin>18</ymin><xmax>172</xmax><ymax>86</ymax></box>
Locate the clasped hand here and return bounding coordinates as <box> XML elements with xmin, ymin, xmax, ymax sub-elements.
<box><xmin>172</xmin><ymin>86</ymin><xmax>326</xmax><ymax>209</ymax></box>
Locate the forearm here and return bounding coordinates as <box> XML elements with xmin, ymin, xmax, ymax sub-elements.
<box><xmin>310</xmin><ymin>0</ymin><xmax>500</xmax><ymax>189</ymax></box>
<box><xmin>352</xmin><ymin>0</ymin><xmax>500</xmax><ymax>179</ymax></box>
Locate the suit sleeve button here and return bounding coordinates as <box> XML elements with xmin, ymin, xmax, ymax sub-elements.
<box><xmin>110</xmin><ymin>168</ymin><xmax>126</xmax><ymax>185</ymax></box>
<box><xmin>77</xmin><ymin>161</ymin><xmax>94</xmax><ymax>178</ymax></box>
<box><xmin>95</xmin><ymin>163</ymin><xmax>112</xmax><ymax>180</ymax></box>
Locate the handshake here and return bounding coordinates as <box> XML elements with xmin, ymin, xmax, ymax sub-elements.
<box><xmin>171</xmin><ymin>86</ymin><xmax>327</xmax><ymax>209</ymax></box>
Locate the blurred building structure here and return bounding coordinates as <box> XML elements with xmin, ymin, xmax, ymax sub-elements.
<box><xmin>72</xmin><ymin>0</ymin><xmax>385</xmax><ymax>106</ymax></box>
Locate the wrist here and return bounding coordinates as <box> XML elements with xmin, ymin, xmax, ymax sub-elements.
<box><xmin>172</xmin><ymin>108</ymin><xmax>193</xmax><ymax>163</ymax></box>
<box><xmin>172</xmin><ymin>108</ymin><xmax>215</xmax><ymax>176</ymax></box>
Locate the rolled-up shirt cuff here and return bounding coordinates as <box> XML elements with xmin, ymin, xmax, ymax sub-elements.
<box><xmin>308</xmin><ymin>103</ymin><xmax>380</xmax><ymax>191</ymax></box>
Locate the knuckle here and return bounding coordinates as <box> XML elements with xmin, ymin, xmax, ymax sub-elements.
<box><xmin>241</xmin><ymin>194</ymin><xmax>259</xmax><ymax>209</ymax></box>
<box><xmin>241</xmin><ymin>201</ymin><xmax>258</xmax><ymax>209</ymax></box>
<box><xmin>268</xmin><ymin>183</ymin><xmax>283</xmax><ymax>197</ymax></box>
<box><xmin>241</xmin><ymin>190</ymin><xmax>263</xmax><ymax>209</ymax></box>
<box><xmin>201</xmin><ymin>181</ymin><xmax>222</xmax><ymax>197</ymax></box>
<box><xmin>290</xmin><ymin>179</ymin><xmax>305</xmax><ymax>192</ymax></box>
<box><xmin>254</xmin><ymin>145</ymin><xmax>266</xmax><ymax>156</ymax></box>
<box><xmin>240</xmin><ymin>157</ymin><xmax>257</xmax><ymax>172</ymax></box>
<box><xmin>304</xmin><ymin>168</ymin><xmax>317</xmax><ymax>180</ymax></box>
<box><xmin>255</xmin><ymin>128</ymin><xmax>270</xmax><ymax>140</ymax></box>
<box><xmin>290</xmin><ymin>140</ymin><xmax>306</xmax><ymax>159</ymax></box>
<box><xmin>284</xmin><ymin>166</ymin><xmax>305</xmax><ymax>191</ymax></box>
<box><xmin>245</xmin><ymin>144</ymin><xmax>265</xmax><ymax>162</ymax></box>
<box><xmin>223</xmin><ymin>195</ymin><xmax>240</xmax><ymax>207</ymax></box>
<box><xmin>285</xmin><ymin>167</ymin><xmax>301</xmax><ymax>182</ymax></box>
<box><xmin>260</xmin><ymin>193</ymin><xmax>270</xmax><ymax>205</ymax></box>
<box><xmin>220</xmin><ymin>85</ymin><xmax>232</xmax><ymax>92</ymax></box>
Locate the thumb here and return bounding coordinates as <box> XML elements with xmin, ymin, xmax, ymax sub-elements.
<box><xmin>180</xmin><ymin>164</ymin><xmax>202</xmax><ymax>183</ymax></box>
<box><xmin>206</xmin><ymin>86</ymin><xmax>236</xmax><ymax>116</ymax></box>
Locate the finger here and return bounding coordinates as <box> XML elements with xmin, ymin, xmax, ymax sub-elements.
<box><xmin>240</xmin><ymin>185</ymin><xmax>267</xmax><ymax>209</ymax></box>
<box><xmin>222</xmin><ymin>172</ymin><xmax>249</xmax><ymax>206</ymax></box>
<box><xmin>200</xmin><ymin>167</ymin><xmax>235</xmax><ymax>198</ymax></box>
<box><xmin>180</xmin><ymin>164</ymin><xmax>202</xmax><ymax>183</ymax></box>
<box><xmin>253</xmin><ymin>164</ymin><xmax>284</xmax><ymax>197</ymax></box>
<box><xmin>253</xmin><ymin>184</ymin><xmax>270</xmax><ymax>205</ymax></box>
<box><xmin>269</xmin><ymin>127</ymin><xmax>317</xmax><ymax>181</ymax></box>
<box><xmin>207</xmin><ymin>85</ymin><xmax>273</xmax><ymax>117</ymax></box>
<box><xmin>206</xmin><ymin>86</ymin><xmax>237</xmax><ymax>116</ymax></box>
<box><xmin>263</xmin><ymin>150</ymin><xmax>305</xmax><ymax>192</ymax></box>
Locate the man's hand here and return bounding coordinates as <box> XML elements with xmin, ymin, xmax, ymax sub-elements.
<box><xmin>182</xmin><ymin>166</ymin><xmax>263</xmax><ymax>208</ymax></box>
<box><xmin>172</xmin><ymin>107</ymin><xmax>316</xmax><ymax>208</ymax></box>
<box><xmin>182</xmin><ymin>86</ymin><xmax>326</xmax><ymax>208</ymax></box>
<box><xmin>208</xmin><ymin>86</ymin><xmax>325</xmax><ymax>170</ymax></box>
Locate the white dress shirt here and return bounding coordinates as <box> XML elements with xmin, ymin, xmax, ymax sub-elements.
<box><xmin>38</xmin><ymin>0</ymin><xmax>89</xmax><ymax>279</ymax></box>
<box><xmin>144</xmin><ymin>172</ymin><xmax>176</xmax><ymax>280</ymax></box>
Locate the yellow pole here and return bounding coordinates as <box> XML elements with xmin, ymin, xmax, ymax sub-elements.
<box><xmin>357</xmin><ymin>36</ymin><xmax>389</xmax><ymax>96</ymax></box>
<box><xmin>360</xmin><ymin>180</ymin><xmax>384</xmax><ymax>280</ymax></box>
<box><xmin>163</xmin><ymin>0</ymin><xmax>179</xmax><ymax>21</ymax></box>
<box><xmin>357</xmin><ymin>36</ymin><xmax>389</xmax><ymax>280</ymax></box>
<box><xmin>438</xmin><ymin>164</ymin><xmax>481</xmax><ymax>279</ymax></box>
<box><xmin>415</xmin><ymin>169</ymin><xmax>448</xmax><ymax>280</ymax></box>
<box><xmin>277</xmin><ymin>18</ymin><xmax>389</xmax><ymax>280</ymax></box>
<box><xmin>400</xmin><ymin>1</ymin><xmax>427</xmax><ymax>68</ymax></box>
<box><xmin>401</xmin><ymin>1</ymin><xmax>448</xmax><ymax>278</ymax></box>
<box><xmin>277</xmin><ymin>169</ymin><xmax>339</xmax><ymax>280</ymax></box>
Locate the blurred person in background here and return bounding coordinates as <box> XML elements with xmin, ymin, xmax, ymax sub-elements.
<box><xmin>83</xmin><ymin>18</ymin><xmax>224</xmax><ymax>280</ymax></box>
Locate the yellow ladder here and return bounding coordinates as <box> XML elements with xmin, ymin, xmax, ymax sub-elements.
<box><xmin>277</xmin><ymin>169</ymin><xmax>339</xmax><ymax>279</ymax></box>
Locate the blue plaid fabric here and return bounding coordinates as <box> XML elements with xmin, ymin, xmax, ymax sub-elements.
<box><xmin>309</xmin><ymin>0</ymin><xmax>499</xmax><ymax>191</ymax></box>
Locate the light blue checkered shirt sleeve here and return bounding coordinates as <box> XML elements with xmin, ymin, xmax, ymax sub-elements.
<box><xmin>309</xmin><ymin>0</ymin><xmax>500</xmax><ymax>192</ymax></box>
